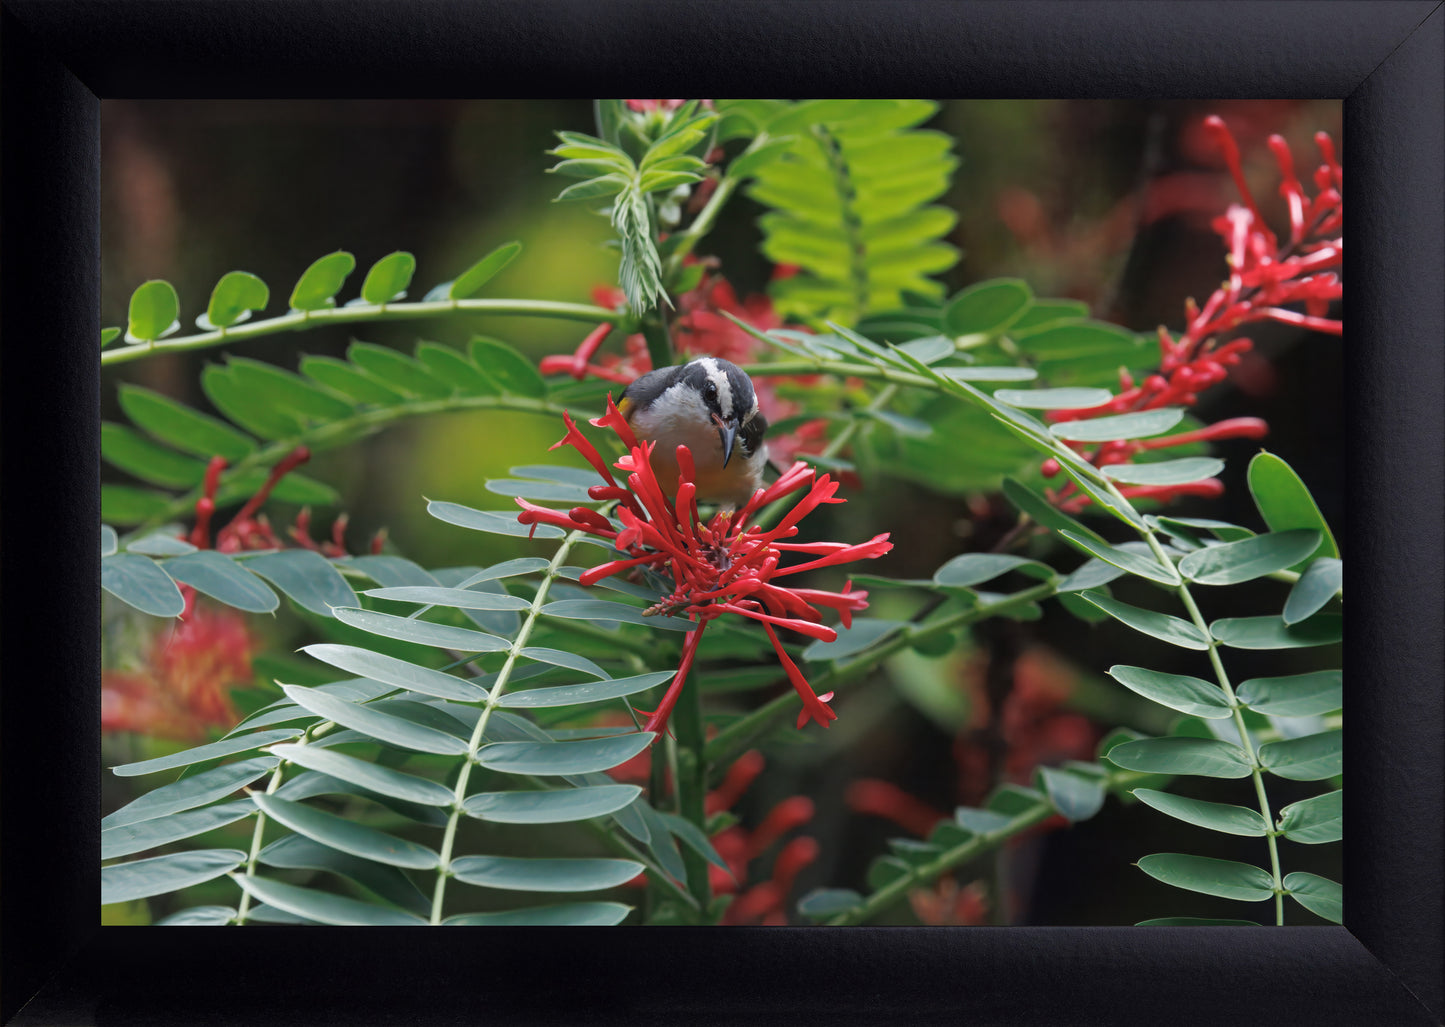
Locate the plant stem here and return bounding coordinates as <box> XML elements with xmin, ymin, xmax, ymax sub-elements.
<box><xmin>640</xmin><ymin>316</ymin><xmax>675</xmax><ymax>371</ymax></box>
<box><xmin>671</xmin><ymin>666</ymin><xmax>713</xmax><ymax>914</ymax></box>
<box><xmin>102</xmin><ymin>299</ymin><xmax>622</xmax><ymax>366</ymax></box>
<box><xmin>825</xmin><ymin>767</ymin><xmax>1155</xmax><ymax>926</ymax></box>
<box><xmin>232</xmin><ymin>757</ymin><xmax>288</xmax><ymax>925</ymax></box>
<box><xmin>664</xmin><ymin>174</ymin><xmax>741</xmax><ymax>281</ymax></box>
<box><xmin>1125</xmin><ymin>491</ymin><xmax>1286</xmax><ymax>926</ymax></box>
<box><xmin>704</xmin><ymin>580</ymin><xmax>1058</xmax><ymax>775</ymax></box>
<box><xmin>428</xmin><ymin>529</ymin><xmax>581</xmax><ymax>924</ymax></box>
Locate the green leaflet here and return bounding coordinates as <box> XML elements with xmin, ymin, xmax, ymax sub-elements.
<box><xmin>360</xmin><ymin>251</ymin><xmax>416</xmax><ymax>304</ymax></box>
<box><xmin>1137</xmin><ymin>853</ymin><xmax>1275</xmax><ymax>902</ymax></box>
<box><xmin>449</xmin><ymin>855</ymin><xmax>643</xmax><ymax>893</ymax></box>
<box><xmin>251</xmin><ymin>793</ymin><xmax>440</xmax><ymax>870</ymax></box>
<box><xmin>102</xmin><ymin>849</ymin><xmax>246</xmax><ymax>905</ymax></box>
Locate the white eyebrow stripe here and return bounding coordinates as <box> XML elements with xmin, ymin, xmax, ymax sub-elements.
<box><xmin>695</xmin><ymin>357</ymin><xmax>732</xmax><ymax>418</ymax></box>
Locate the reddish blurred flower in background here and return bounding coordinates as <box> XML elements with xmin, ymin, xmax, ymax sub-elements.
<box><xmin>540</xmin><ymin>263</ymin><xmax>836</xmax><ymax>468</ymax></box>
<box><xmin>102</xmin><ymin>603</ymin><xmax>255</xmax><ymax>740</ymax></box>
<box><xmin>517</xmin><ymin>402</ymin><xmax>892</xmax><ymax>737</ymax></box>
<box><xmin>1039</xmin><ymin>117</ymin><xmax>1341</xmax><ymax>514</ymax></box>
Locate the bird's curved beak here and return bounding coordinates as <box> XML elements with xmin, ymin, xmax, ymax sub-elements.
<box><xmin>713</xmin><ymin>413</ymin><xmax>739</xmax><ymax>468</ymax></box>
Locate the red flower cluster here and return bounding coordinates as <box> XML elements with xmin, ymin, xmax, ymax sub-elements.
<box><xmin>186</xmin><ymin>445</ymin><xmax>384</xmax><ymax>558</ymax></box>
<box><xmin>1041</xmin><ymin>116</ymin><xmax>1342</xmax><ymax>513</ymax></box>
<box><xmin>516</xmin><ymin>400</ymin><xmax>892</xmax><ymax>737</ymax></box>
<box><xmin>102</xmin><ymin>603</ymin><xmax>255</xmax><ymax>740</ymax></box>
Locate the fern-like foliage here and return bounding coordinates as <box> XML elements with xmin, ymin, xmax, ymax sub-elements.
<box><xmin>101</xmin><ymin>479</ymin><xmax>735</xmax><ymax>926</ymax></box>
<box><xmin>547</xmin><ymin>103</ymin><xmax>719</xmax><ymax>315</ymax></box>
<box><xmin>100</xmin><ymin>333</ymin><xmax>604</xmax><ymax>533</ymax></box>
<box><xmin>714</xmin><ymin>99</ymin><xmax>959</xmax><ymax>327</ymax></box>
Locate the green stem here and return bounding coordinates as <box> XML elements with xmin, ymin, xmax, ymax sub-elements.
<box><xmin>672</xmin><ymin>667</ymin><xmax>713</xmax><ymax>914</ymax></box>
<box><xmin>1120</xmin><ymin>486</ymin><xmax>1286</xmax><ymax>927</ymax></box>
<box><xmin>428</xmin><ymin>528</ymin><xmax>581</xmax><ymax>924</ymax></box>
<box><xmin>704</xmin><ymin>580</ymin><xmax>1058</xmax><ymax>774</ymax></box>
<box><xmin>102</xmin><ymin>299</ymin><xmax>621</xmax><ymax>367</ymax></box>
<box><xmin>640</xmin><ymin>316</ymin><xmax>675</xmax><ymax>371</ymax></box>
<box><xmin>232</xmin><ymin>756</ymin><xmax>289</xmax><ymax>924</ymax></box>
<box><xmin>129</xmin><ymin>394</ymin><xmax>590</xmax><ymax>536</ymax></box>
<box><xmin>663</xmin><ymin>175</ymin><xmax>741</xmax><ymax>281</ymax></box>
<box><xmin>825</xmin><ymin>767</ymin><xmax>1155</xmax><ymax>926</ymax></box>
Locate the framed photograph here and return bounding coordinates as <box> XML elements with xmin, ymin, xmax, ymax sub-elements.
<box><xmin>2</xmin><ymin>3</ymin><xmax>1439</xmax><ymax>1024</ymax></box>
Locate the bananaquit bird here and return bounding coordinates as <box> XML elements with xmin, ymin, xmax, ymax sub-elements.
<box><xmin>619</xmin><ymin>356</ymin><xmax>769</xmax><ymax>508</ymax></box>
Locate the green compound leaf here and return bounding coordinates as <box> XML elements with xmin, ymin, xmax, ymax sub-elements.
<box><xmin>348</xmin><ymin>340</ymin><xmax>453</xmax><ymax>398</ymax></box>
<box><xmin>1001</xmin><ymin>477</ymin><xmax>1108</xmax><ymax>544</ymax></box>
<box><xmin>803</xmin><ymin>618</ymin><xmax>905</xmax><ymax>662</ymax></box>
<box><xmin>1210</xmin><ymin>614</ymin><xmax>1342</xmax><ymax>650</ymax></box>
<box><xmin>101</xmin><ymin>756</ymin><xmax>278</xmax><ymax>830</ymax></box>
<box><xmin>1283</xmin><ymin>557</ymin><xmax>1342</xmax><ymax>624</ymax></box>
<box><xmin>1137</xmin><ymin>853</ymin><xmax>1275</xmax><ymax>902</ymax></box>
<box><xmin>257</xmin><ymin>833</ymin><xmax>431</xmax><ymax>916</ymax></box>
<box><xmin>467</xmin><ymin>337</ymin><xmax>547</xmax><ymax>398</ymax></box>
<box><xmin>428</xmin><ymin>500</ymin><xmax>565</xmax><ymax>540</ymax></box>
<box><xmin>251</xmin><ymin>793</ymin><xmax>439</xmax><ymax>870</ymax></box>
<box><xmin>101</xmin><ymin>422</ymin><xmax>209</xmax><ymax>488</ymax></box>
<box><xmin>463</xmin><ymin>784</ymin><xmax>642</xmax><ymax>824</ymax></box>
<box><xmin>499</xmin><ymin>671</ymin><xmax>674</xmax><ymax>709</ymax></box>
<box><xmin>1105</xmin><ymin>737</ymin><xmax>1254</xmax><ymax>779</ymax></box>
<box><xmin>797</xmin><ymin>888</ymin><xmax>866</xmax><ymax>919</ymax></box>
<box><xmin>1050</xmin><ymin>407</ymin><xmax>1186</xmax><ymax>442</ymax></box>
<box><xmin>1107</xmin><ymin>666</ymin><xmax>1233</xmax><ymax>719</ymax></box>
<box><xmin>450</xmin><ymin>855</ymin><xmax>643</xmax><ymax>893</ymax></box>
<box><xmin>443</xmin><ymin>903</ymin><xmax>631</xmax><ymax>926</ymax></box>
<box><xmin>1101</xmin><ymin>457</ymin><xmax>1226</xmax><ymax>487</ymax></box>
<box><xmin>126</xmin><ymin>280</ymin><xmax>180</xmax><ymax>342</ymax></box>
<box><xmin>300</xmin><ymin>644</ymin><xmax>488</xmax><ymax>703</ymax></box>
<box><xmin>225</xmin><ymin>357</ymin><xmax>356</xmax><ymax>422</ymax></box>
<box><xmin>1278</xmin><ymin>789</ymin><xmax>1342</xmax><ymax>844</ymax></box>
<box><xmin>111</xmin><ymin>728</ymin><xmax>301</xmax><ymax>777</ymax></box>
<box><xmin>236</xmin><ymin>875</ymin><xmax>427</xmax><ymax>925</ymax></box>
<box><xmin>238</xmin><ymin>550</ymin><xmax>357</xmax><ymax>617</ymax></box>
<box><xmin>102</xmin><ymin>849</ymin><xmax>246</xmax><ymax>905</ymax></box>
<box><xmin>289</xmin><ymin>251</ymin><xmax>356</xmax><ymax>311</ymax></box>
<box><xmin>362</xmin><ymin>585</ymin><xmax>531</xmax><ymax>612</ymax></box>
<box><xmin>162</xmin><ymin>551</ymin><xmax>280</xmax><ymax>614</ymax></box>
<box><xmin>204</xmin><ymin>271</ymin><xmax>269</xmax><ymax>329</ymax></box>
<box><xmin>1247</xmin><ymin>452</ymin><xmax>1339</xmax><ymax>567</ymax></box>
<box><xmin>102</xmin><ymin>800</ymin><xmax>255</xmax><ymax>860</ymax></box>
<box><xmin>1135</xmin><ymin>916</ymin><xmax>1261</xmax><ymax>927</ymax></box>
<box><xmin>120</xmin><ymin>386</ymin><xmax>254</xmax><ymax>461</ymax></box>
<box><xmin>157</xmin><ymin>906</ymin><xmax>238</xmax><ymax>925</ymax></box>
<box><xmin>280</xmin><ymin>684</ymin><xmax>469</xmax><ymax>755</ymax></box>
<box><xmin>101</xmin><ymin>553</ymin><xmax>186</xmax><ymax>618</ymax></box>
<box><xmin>1036</xmin><ymin>765</ymin><xmax>1105</xmax><ymax>822</ymax></box>
<box><xmin>476</xmin><ymin>732</ymin><xmax>655</xmax><ymax>776</ymax></box>
<box><xmin>1235</xmin><ymin>671</ymin><xmax>1342</xmax><ymax>716</ymax></box>
<box><xmin>269</xmin><ymin>743</ymin><xmax>455</xmax><ymax>806</ymax></box>
<box><xmin>1257</xmin><ymin>730</ymin><xmax>1342</xmax><ymax>781</ymax></box>
<box><xmin>1058</xmin><ymin>530</ymin><xmax>1179</xmax><ymax>586</ymax></box>
<box><xmin>944</xmin><ymin>278</ymin><xmax>1032</xmax><ymax>336</ymax></box>
<box><xmin>1178</xmin><ymin>529</ymin><xmax>1322</xmax><ymax>586</ymax></box>
<box><xmin>993</xmin><ymin>386</ymin><xmax>1115</xmax><ymax>410</ymax></box>
<box><xmin>449</xmin><ymin>242</ymin><xmax>522</xmax><ymax>299</ymax></box>
<box><xmin>359</xmin><ymin>251</ymin><xmax>416</xmax><ymax>304</ymax></box>
<box><xmin>1284</xmin><ymin>871</ymin><xmax>1342</xmax><ymax>923</ymax></box>
<box><xmin>331</xmin><ymin>606</ymin><xmax>512</xmax><ymax>652</ymax></box>
<box><xmin>932</xmin><ymin>552</ymin><xmax>1055</xmax><ymax>588</ymax></box>
<box><xmin>1077</xmin><ymin>591</ymin><xmax>1211</xmax><ymax>650</ymax></box>
<box><xmin>1131</xmin><ymin>788</ymin><xmax>1268</xmax><ymax>836</ymax></box>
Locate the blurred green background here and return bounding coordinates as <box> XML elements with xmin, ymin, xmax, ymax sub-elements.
<box><xmin>101</xmin><ymin>99</ymin><xmax>1343</xmax><ymax>926</ymax></box>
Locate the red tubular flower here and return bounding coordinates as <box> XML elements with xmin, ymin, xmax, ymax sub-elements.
<box><xmin>516</xmin><ymin>405</ymin><xmax>892</xmax><ymax>739</ymax></box>
<box><xmin>1040</xmin><ymin>116</ymin><xmax>1341</xmax><ymax>514</ymax></box>
<box><xmin>845</xmin><ymin>778</ymin><xmax>947</xmax><ymax>838</ymax></box>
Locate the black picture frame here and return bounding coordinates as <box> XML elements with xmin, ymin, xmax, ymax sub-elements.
<box><xmin>2</xmin><ymin>2</ymin><xmax>1440</xmax><ymax>1024</ymax></box>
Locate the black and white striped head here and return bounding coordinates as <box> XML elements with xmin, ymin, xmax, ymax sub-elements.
<box><xmin>623</xmin><ymin>356</ymin><xmax>767</xmax><ymax>468</ymax></box>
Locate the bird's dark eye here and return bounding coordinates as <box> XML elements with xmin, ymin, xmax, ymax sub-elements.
<box><xmin>703</xmin><ymin>382</ymin><xmax>717</xmax><ymax>402</ymax></box>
